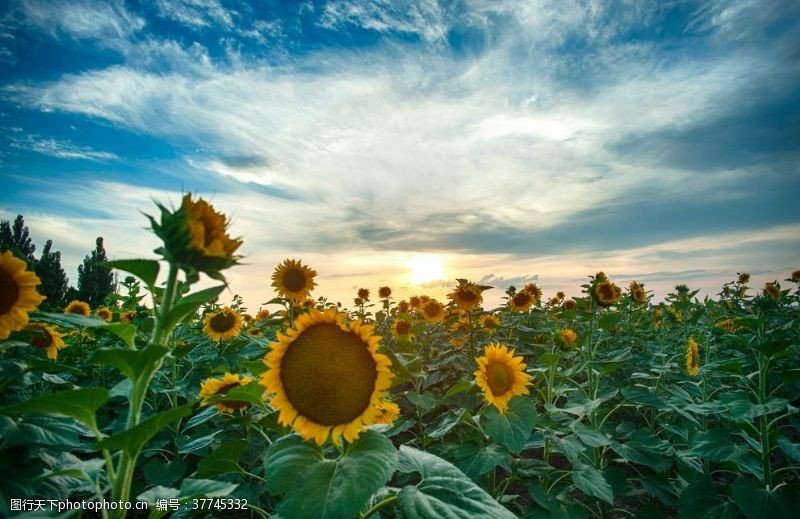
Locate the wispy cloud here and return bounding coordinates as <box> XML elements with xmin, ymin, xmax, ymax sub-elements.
<box><xmin>153</xmin><ymin>0</ymin><xmax>234</xmax><ymax>30</ymax></box>
<box><xmin>12</xmin><ymin>0</ymin><xmax>144</xmax><ymax>44</ymax></box>
<box><xmin>10</xmin><ymin>135</ymin><xmax>119</xmax><ymax>161</ymax></box>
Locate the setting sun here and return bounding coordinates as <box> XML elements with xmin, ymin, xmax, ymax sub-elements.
<box><xmin>408</xmin><ymin>255</ymin><xmax>444</xmax><ymax>285</ymax></box>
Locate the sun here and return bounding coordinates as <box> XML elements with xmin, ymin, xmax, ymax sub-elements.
<box><xmin>408</xmin><ymin>255</ymin><xmax>444</xmax><ymax>285</ymax></box>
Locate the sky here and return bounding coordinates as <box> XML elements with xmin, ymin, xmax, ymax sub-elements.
<box><xmin>0</xmin><ymin>0</ymin><xmax>798</xmax><ymax>311</ymax></box>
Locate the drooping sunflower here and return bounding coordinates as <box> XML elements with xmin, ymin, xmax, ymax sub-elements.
<box><xmin>260</xmin><ymin>308</ymin><xmax>393</xmax><ymax>445</ymax></box>
<box><xmin>120</xmin><ymin>310</ymin><xmax>137</xmax><ymax>323</ymax></box>
<box><xmin>562</xmin><ymin>299</ymin><xmax>577</xmax><ymax>311</ymax></box>
<box><xmin>391</xmin><ymin>318</ymin><xmax>414</xmax><ymax>338</ymax></box>
<box><xmin>242</xmin><ymin>313</ymin><xmax>254</xmax><ymax>324</ymax></box>
<box><xmin>479</xmin><ymin>313</ymin><xmax>501</xmax><ymax>332</ymax></box>
<box><xmin>203</xmin><ymin>307</ymin><xmax>243</xmax><ymax>341</ymax></box>
<box><xmin>408</xmin><ymin>296</ymin><xmax>421</xmax><ymax>309</ymax></box>
<box><xmin>95</xmin><ymin>307</ymin><xmax>113</xmax><ymax>322</ymax></box>
<box><xmin>508</xmin><ymin>290</ymin><xmax>534</xmax><ymax>312</ymax></box>
<box><xmin>64</xmin><ymin>300</ymin><xmax>91</xmax><ymax>316</ymax></box>
<box><xmin>256</xmin><ymin>308</ymin><xmax>271</xmax><ymax>321</ymax></box>
<box><xmin>521</xmin><ymin>283</ymin><xmax>542</xmax><ymax>305</ymax></box>
<box><xmin>450</xmin><ymin>318</ymin><xmax>470</xmax><ymax>334</ymax></box>
<box><xmin>271</xmin><ymin>259</ymin><xmax>317</xmax><ymax>302</ymax></box>
<box><xmin>420</xmin><ymin>300</ymin><xmax>446</xmax><ymax>322</ymax></box>
<box><xmin>474</xmin><ymin>343</ymin><xmax>532</xmax><ymax>413</ymax></box>
<box><xmin>738</xmin><ymin>272</ymin><xmax>751</xmax><ymax>284</ymax></box>
<box><xmin>374</xmin><ymin>400</ymin><xmax>400</xmax><ymax>425</ymax></box>
<box><xmin>199</xmin><ymin>372</ymin><xmax>254</xmax><ymax>413</ymax></box>
<box><xmin>448</xmin><ymin>280</ymin><xmax>483</xmax><ymax>312</ymax></box>
<box><xmin>27</xmin><ymin>323</ymin><xmax>66</xmax><ymax>360</ymax></box>
<box><xmin>396</xmin><ymin>300</ymin><xmax>411</xmax><ymax>314</ymax></box>
<box><xmin>791</xmin><ymin>270</ymin><xmax>800</xmax><ymax>282</ymax></box>
<box><xmin>0</xmin><ymin>250</ymin><xmax>46</xmax><ymax>340</ymax></box>
<box><xmin>629</xmin><ymin>281</ymin><xmax>648</xmax><ymax>304</ymax></box>
<box><xmin>685</xmin><ymin>338</ymin><xmax>700</xmax><ymax>376</ymax></box>
<box><xmin>593</xmin><ymin>279</ymin><xmax>622</xmax><ymax>307</ymax></box>
<box><xmin>558</xmin><ymin>328</ymin><xmax>578</xmax><ymax>346</ymax></box>
<box><xmin>555</xmin><ymin>291</ymin><xmax>565</xmax><ymax>301</ymax></box>
<box><xmin>378</xmin><ymin>286</ymin><xmax>392</xmax><ymax>299</ymax></box>
<box><xmin>357</xmin><ymin>288</ymin><xmax>370</xmax><ymax>301</ymax></box>
<box><xmin>764</xmin><ymin>282</ymin><xmax>781</xmax><ymax>301</ymax></box>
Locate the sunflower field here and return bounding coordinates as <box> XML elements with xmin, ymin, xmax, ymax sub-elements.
<box><xmin>1</xmin><ymin>195</ymin><xmax>798</xmax><ymax>519</ymax></box>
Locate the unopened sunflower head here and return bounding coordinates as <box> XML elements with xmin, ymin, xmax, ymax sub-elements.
<box><xmin>148</xmin><ymin>194</ymin><xmax>242</xmax><ymax>280</ymax></box>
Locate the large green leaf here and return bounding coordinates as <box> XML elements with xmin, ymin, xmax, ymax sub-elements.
<box><xmin>103</xmin><ymin>259</ymin><xmax>160</xmax><ymax>288</ymax></box>
<box><xmin>31</xmin><ymin>311</ymin><xmax>137</xmax><ymax>347</ymax></box>
<box><xmin>678</xmin><ymin>477</ymin><xmax>738</xmax><ymax>519</ymax></box>
<box><xmin>453</xmin><ymin>443</ymin><xmax>509</xmax><ymax>481</ymax></box>
<box><xmin>277</xmin><ymin>430</ymin><xmax>397</xmax><ymax>519</ymax></box>
<box><xmin>396</xmin><ymin>446</ymin><xmax>516</xmax><ymax>519</ymax></box>
<box><xmin>482</xmin><ymin>397</ymin><xmax>537</xmax><ymax>453</ymax></box>
<box><xmin>572</xmin><ymin>463</ymin><xmax>614</xmax><ymax>505</ymax></box>
<box><xmin>164</xmin><ymin>285</ymin><xmax>226</xmax><ymax>331</ymax></box>
<box><xmin>264</xmin><ymin>434</ymin><xmax>324</xmax><ymax>496</ymax></box>
<box><xmin>690</xmin><ymin>429</ymin><xmax>749</xmax><ymax>462</ymax></box>
<box><xmin>196</xmin><ymin>439</ymin><xmax>248</xmax><ymax>477</ymax></box>
<box><xmin>95</xmin><ymin>404</ymin><xmax>192</xmax><ymax>457</ymax></box>
<box><xmin>89</xmin><ymin>344</ymin><xmax>169</xmax><ymax>382</ymax></box>
<box><xmin>732</xmin><ymin>478</ymin><xmax>795</xmax><ymax>519</ymax></box>
<box><xmin>178</xmin><ymin>478</ymin><xmax>238</xmax><ymax>499</ymax></box>
<box><xmin>0</xmin><ymin>387</ymin><xmax>108</xmax><ymax>429</ymax></box>
<box><xmin>621</xmin><ymin>386</ymin><xmax>668</xmax><ymax>409</ymax></box>
<box><xmin>573</xmin><ymin>423</ymin><xmax>612</xmax><ymax>447</ymax></box>
<box><xmin>203</xmin><ymin>381</ymin><xmax>264</xmax><ymax>406</ymax></box>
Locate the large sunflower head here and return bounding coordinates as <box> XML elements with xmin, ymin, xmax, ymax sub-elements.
<box><xmin>271</xmin><ymin>259</ymin><xmax>317</xmax><ymax>303</ymax></box>
<box><xmin>592</xmin><ymin>279</ymin><xmax>622</xmax><ymax>307</ymax></box>
<box><xmin>149</xmin><ymin>194</ymin><xmax>242</xmax><ymax>279</ymax></box>
<box><xmin>378</xmin><ymin>286</ymin><xmax>392</xmax><ymax>299</ymax></box>
<box><xmin>199</xmin><ymin>372</ymin><xmax>254</xmax><ymax>413</ymax></box>
<box><xmin>27</xmin><ymin>323</ymin><xmax>66</xmax><ymax>360</ymax></box>
<box><xmin>408</xmin><ymin>296</ymin><xmax>421</xmax><ymax>309</ymax></box>
<box><xmin>357</xmin><ymin>288</ymin><xmax>370</xmax><ymax>301</ymax></box>
<box><xmin>628</xmin><ymin>281</ymin><xmax>648</xmax><ymax>304</ymax></box>
<box><xmin>0</xmin><ymin>251</ymin><xmax>46</xmax><ymax>340</ymax></box>
<box><xmin>95</xmin><ymin>307</ymin><xmax>113</xmax><ymax>322</ymax></box>
<box><xmin>396</xmin><ymin>300</ymin><xmax>411</xmax><ymax>314</ymax></box>
<box><xmin>479</xmin><ymin>313</ymin><xmax>501</xmax><ymax>332</ymax></box>
<box><xmin>474</xmin><ymin>343</ymin><xmax>532</xmax><ymax>413</ymax></box>
<box><xmin>420</xmin><ymin>300</ymin><xmax>446</xmax><ymax>322</ymax></box>
<box><xmin>521</xmin><ymin>283</ymin><xmax>542</xmax><ymax>304</ymax></box>
<box><xmin>685</xmin><ymin>338</ymin><xmax>700</xmax><ymax>376</ymax></box>
<box><xmin>64</xmin><ymin>300</ymin><xmax>91</xmax><ymax>316</ymax></box>
<box><xmin>508</xmin><ymin>290</ymin><xmax>534</xmax><ymax>312</ymax></box>
<box><xmin>260</xmin><ymin>308</ymin><xmax>393</xmax><ymax>445</ymax></box>
<box><xmin>763</xmin><ymin>282</ymin><xmax>781</xmax><ymax>301</ymax></box>
<box><xmin>373</xmin><ymin>400</ymin><xmax>400</xmax><ymax>425</ymax></box>
<box><xmin>203</xmin><ymin>307</ymin><xmax>243</xmax><ymax>341</ymax></box>
<box><xmin>448</xmin><ymin>280</ymin><xmax>484</xmax><ymax>312</ymax></box>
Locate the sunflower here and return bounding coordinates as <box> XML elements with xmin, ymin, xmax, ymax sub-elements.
<box><xmin>629</xmin><ymin>281</ymin><xmax>648</xmax><ymax>304</ymax></box>
<box><xmin>420</xmin><ymin>300</ymin><xmax>446</xmax><ymax>322</ymax></box>
<box><xmin>479</xmin><ymin>313</ymin><xmax>501</xmax><ymax>332</ymax></box>
<box><xmin>64</xmin><ymin>300</ymin><xmax>91</xmax><ymax>316</ymax></box>
<box><xmin>260</xmin><ymin>308</ymin><xmax>393</xmax><ymax>445</ymax></box>
<box><xmin>408</xmin><ymin>296</ymin><xmax>421</xmax><ymax>309</ymax></box>
<box><xmin>764</xmin><ymin>282</ymin><xmax>781</xmax><ymax>301</ymax></box>
<box><xmin>27</xmin><ymin>323</ymin><xmax>66</xmax><ymax>360</ymax></box>
<box><xmin>256</xmin><ymin>308</ymin><xmax>271</xmax><ymax>321</ymax></box>
<box><xmin>271</xmin><ymin>259</ymin><xmax>317</xmax><ymax>302</ymax></box>
<box><xmin>685</xmin><ymin>338</ymin><xmax>700</xmax><ymax>376</ymax></box>
<box><xmin>791</xmin><ymin>270</ymin><xmax>800</xmax><ymax>282</ymax></box>
<box><xmin>738</xmin><ymin>272</ymin><xmax>751</xmax><ymax>284</ymax></box>
<box><xmin>374</xmin><ymin>400</ymin><xmax>400</xmax><ymax>425</ymax></box>
<box><xmin>448</xmin><ymin>280</ymin><xmax>483</xmax><ymax>312</ymax></box>
<box><xmin>199</xmin><ymin>372</ymin><xmax>254</xmax><ymax>413</ymax></box>
<box><xmin>450</xmin><ymin>337</ymin><xmax>466</xmax><ymax>348</ymax></box>
<box><xmin>95</xmin><ymin>307</ymin><xmax>113</xmax><ymax>321</ymax></box>
<box><xmin>562</xmin><ymin>299</ymin><xmax>577</xmax><ymax>311</ymax></box>
<box><xmin>396</xmin><ymin>300</ymin><xmax>411</xmax><ymax>314</ymax></box>
<box><xmin>593</xmin><ymin>280</ymin><xmax>621</xmax><ymax>307</ymax></box>
<box><xmin>508</xmin><ymin>290</ymin><xmax>534</xmax><ymax>312</ymax></box>
<box><xmin>120</xmin><ymin>310</ymin><xmax>137</xmax><ymax>323</ymax></box>
<box><xmin>0</xmin><ymin>251</ymin><xmax>46</xmax><ymax>340</ymax></box>
<box><xmin>716</xmin><ymin>319</ymin><xmax>739</xmax><ymax>333</ymax></box>
<box><xmin>521</xmin><ymin>283</ymin><xmax>542</xmax><ymax>304</ymax></box>
<box><xmin>203</xmin><ymin>307</ymin><xmax>243</xmax><ymax>341</ymax></box>
<box><xmin>357</xmin><ymin>288</ymin><xmax>370</xmax><ymax>301</ymax></box>
<box><xmin>558</xmin><ymin>328</ymin><xmax>578</xmax><ymax>346</ymax></box>
<box><xmin>556</xmin><ymin>291</ymin><xmax>565</xmax><ymax>300</ymax></box>
<box><xmin>450</xmin><ymin>318</ymin><xmax>470</xmax><ymax>334</ymax></box>
<box><xmin>242</xmin><ymin>313</ymin><xmax>254</xmax><ymax>324</ymax></box>
<box><xmin>378</xmin><ymin>286</ymin><xmax>392</xmax><ymax>299</ymax></box>
<box><xmin>247</xmin><ymin>327</ymin><xmax>262</xmax><ymax>337</ymax></box>
<box><xmin>184</xmin><ymin>196</ymin><xmax>242</xmax><ymax>259</ymax></box>
<box><xmin>474</xmin><ymin>344</ymin><xmax>532</xmax><ymax>413</ymax></box>
<box><xmin>391</xmin><ymin>318</ymin><xmax>414</xmax><ymax>338</ymax></box>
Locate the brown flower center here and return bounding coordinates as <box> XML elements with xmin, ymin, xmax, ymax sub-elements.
<box><xmin>423</xmin><ymin>302</ymin><xmax>440</xmax><ymax>318</ymax></box>
<box><xmin>597</xmin><ymin>283</ymin><xmax>615</xmax><ymax>301</ymax></box>
<box><xmin>0</xmin><ymin>268</ymin><xmax>19</xmax><ymax>315</ymax></box>
<box><xmin>29</xmin><ymin>325</ymin><xmax>53</xmax><ymax>349</ymax></box>
<box><xmin>280</xmin><ymin>323</ymin><xmax>377</xmax><ymax>426</ymax></box>
<box><xmin>210</xmin><ymin>312</ymin><xmax>237</xmax><ymax>332</ymax></box>
<box><xmin>282</xmin><ymin>269</ymin><xmax>307</xmax><ymax>293</ymax></box>
<box><xmin>486</xmin><ymin>361</ymin><xmax>515</xmax><ymax>396</ymax></box>
<box><xmin>513</xmin><ymin>292</ymin><xmax>531</xmax><ymax>307</ymax></box>
<box><xmin>458</xmin><ymin>289</ymin><xmax>478</xmax><ymax>302</ymax></box>
<box><xmin>395</xmin><ymin>320</ymin><xmax>411</xmax><ymax>335</ymax></box>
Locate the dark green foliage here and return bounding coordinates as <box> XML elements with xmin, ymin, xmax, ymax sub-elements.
<box><xmin>0</xmin><ymin>215</ymin><xmax>36</xmax><ymax>264</ymax></box>
<box><xmin>77</xmin><ymin>237</ymin><xmax>114</xmax><ymax>307</ymax></box>
<box><xmin>34</xmin><ymin>240</ymin><xmax>69</xmax><ymax>309</ymax></box>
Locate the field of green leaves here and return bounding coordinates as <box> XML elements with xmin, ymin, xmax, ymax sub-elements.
<box><xmin>1</xmin><ymin>195</ymin><xmax>798</xmax><ymax>518</ymax></box>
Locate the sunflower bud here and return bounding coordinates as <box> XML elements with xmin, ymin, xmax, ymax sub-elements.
<box><xmin>148</xmin><ymin>194</ymin><xmax>242</xmax><ymax>280</ymax></box>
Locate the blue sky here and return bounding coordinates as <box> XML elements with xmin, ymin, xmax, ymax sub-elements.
<box><xmin>0</xmin><ymin>0</ymin><xmax>798</xmax><ymax>309</ymax></box>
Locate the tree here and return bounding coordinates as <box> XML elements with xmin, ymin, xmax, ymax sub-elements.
<box><xmin>0</xmin><ymin>215</ymin><xmax>36</xmax><ymax>264</ymax></box>
<box><xmin>35</xmin><ymin>240</ymin><xmax>70</xmax><ymax>310</ymax></box>
<box><xmin>77</xmin><ymin>237</ymin><xmax>114</xmax><ymax>307</ymax></box>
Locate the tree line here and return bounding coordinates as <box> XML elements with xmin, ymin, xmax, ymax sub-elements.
<box><xmin>0</xmin><ymin>215</ymin><xmax>114</xmax><ymax>309</ymax></box>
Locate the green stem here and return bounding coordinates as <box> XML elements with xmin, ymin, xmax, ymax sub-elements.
<box><xmin>362</xmin><ymin>495</ymin><xmax>398</xmax><ymax>519</ymax></box>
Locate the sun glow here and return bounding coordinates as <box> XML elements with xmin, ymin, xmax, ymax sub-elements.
<box><xmin>408</xmin><ymin>255</ymin><xmax>444</xmax><ymax>285</ymax></box>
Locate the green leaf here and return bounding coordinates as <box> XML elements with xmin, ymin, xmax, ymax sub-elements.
<box><xmin>144</xmin><ymin>457</ymin><xmax>187</xmax><ymax>487</ymax></box>
<box><xmin>732</xmin><ymin>478</ymin><xmax>795</xmax><ymax>519</ymax></box>
<box><xmin>103</xmin><ymin>323</ymin><xmax>137</xmax><ymax>348</ymax></box>
<box><xmin>24</xmin><ymin>357</ymin><xmax>84</xmax><ymax>376</ymax></box>
<box><xmin>622</xmin><ymin>386</ymin><xmax>668</xmax><ymax>409</ymax></box>
<box><xmin>96</xmin><ymin>404</ymin><xmax>192</xmax><ymax>457</ymax></box>
<box><xmin>482</xmin><ymin>397</ymin><xmax>537</xmax><ymax>453</ymax></box>
<box><xmin>179</xmin><ymin>431</ymin><xmax>220</xmax><ymax>454</ymax></box>
<box><xmin>753</xmin><ymin>340</ymin><xmax>791</xmax><ymax>357</ymax></box>
<box><xmin>678</xmin><ymin>477</ymin><xmax>738</xmax><ymax>519</ymax></box>
<box><xmin>397</xmin><ymin>447</ymin><xmax>515</xmax><ymax>519</ymax></box>
<box><xmin>574</xmin><ymin>423</ymin><xmax>612</xmax><ymax>447</ymax></box>
<box><xmin>720</xmin><ymin>391</ymin><xmax>789</xmax><ymax>421</ymax></box>
<box><xmin>204</xmin><ymin>381</ymin><xmax>264</xmax><ymax>406</ymax></box>
<box><xmin>572</xmin><ymin>462</ymin><xmax>614</xmax><ymax>505</ymax></box>
<box><xmin>104</xmin><ymin>259</ymin><xmax>160</xmax><ymax>287</ymax></box>
<box><xmin>31</xmin><ymin>311</ymin><xmax>137</xmax><ymax>347</ymax></box>
<box><xmin>427</xmin><ymin>409</ymin><xmax>466</xmax><ymax>440</ymax></box>
<box><xmin>178</xmin><ymin>478</ymin><xmax>238</xmax><ymax>499</ymax></box>
<box><xmin>183</xmin><ymin>405</ymin><xmax>218</xmax><ymax>430</ymax></box>
<box><xmin>165</xmin><ymin>285</ymin><xmax>226</xmax><ymax>330</ymax></box>
<box><xmin>445</xmin><ymin>379</ymin><xmax>474</xmax><ymax>397</ymax></box>
<box><xmin>264</xmin><ymin>434</ymin><xmax>324</xmax><ymax>496</ymax></box>
<box><xmin>611</xmin><ymin>440</ymin><xmax>671</xmax><ymax>473</ymax></box>
<box><xmin>89</xmin><ymin>344</ymin><xmax>169</xmax><ymax>382</ymax></box>
<box><xmin>0</xmin><ymin>387</ymin><xmax>108</xmax><ymax>428</ymax></box>
<box><xmin>196</xmin><ymin>439</ymin><xmax>248</xmax><ymax>477</ymax></box>
<box><xmin>407</xmin><ymin>391</ymin><xmax>437</xmax><ymax>411</ymax></box>
<box><xmin>777</xmin><ymin>435</ymin><xmax>800</xmax><ymax>462</ymax></box>
<box><xmin>690</xmin><ymin>429</ymin><xmax>749</xmax><ymax>462</ymax></box>
<box><xmin>454</xmin><ymin>443</ymin><xmax>509</xmax><ymax>481</ymax></box>
<box><xmin>277</xmin><ymin>430</ymin><xmax>397</xmax><ymax>519</ymax></box>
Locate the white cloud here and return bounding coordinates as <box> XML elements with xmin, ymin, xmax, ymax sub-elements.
<box><xmin>154</xmin><ymin>0</ymin><xmax>234</xmax><ymax>29</ymax></box>
<box><xmin>16</xmin><ymin>0</ymin><xmax>144</xmax><ymax>43</ymax></box>
<box><xmin>10</xmin><ymin>135</ymin><xmax>119</xmax><ymax>161</ymax></box>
